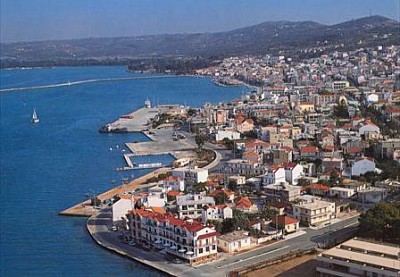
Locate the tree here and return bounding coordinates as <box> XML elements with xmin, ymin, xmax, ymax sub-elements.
<box><xmin>214</xmin><ymin>192</ymin><xmax>227</xmax><ymax>205</ymax></box>
<box><xmin>195</xmin><ymin>134</ymin><xmax>205</xmax><ymax>151</ymax></box>
<box><xmin>358</xmin><ymin>202</ymin><xmax>400</xmax><ymax>242</ymax></box>
<box><xmin>333</xmin><ymin>103</ymin><xmax>349</xmax><ymax>119</ymax></box>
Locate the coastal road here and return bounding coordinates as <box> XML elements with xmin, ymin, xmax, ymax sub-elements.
<box><xmin>88</xmin><ymin>211</ymin><xmax>359</xmax><ymax>277</ymax></box>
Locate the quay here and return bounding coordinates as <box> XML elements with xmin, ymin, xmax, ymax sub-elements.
<box><xmin>101</xmin><ymin>107</ymin><xmax>159</xmax><ymax>133</ymax></box>
<box><xmin>59</xmin><ymin>167</ymin><xmax>171</xmax><ymax>217</ymax></box>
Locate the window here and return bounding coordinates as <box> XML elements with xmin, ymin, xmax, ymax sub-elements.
<box><xmin>199</xmin><ymin>248</ymin><xmax>203</xmax><ymax>254</ymax></box>
<box><xmin>212</xmin><ymin>245</ymin><xmax>216</xmax><ymax>250</ymax></box>
<box><xmin>206</xmin><ymin>246</ymin><xmax>210</xmax><ymax>252</ymax></box>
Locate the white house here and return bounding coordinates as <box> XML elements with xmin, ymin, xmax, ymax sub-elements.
<box><xmin>215</xmin><ymin>130</ymin><xmax>241</xmax><ymax>142</ymax></box>
<box><xmin>262</xmin><ymin>166</ymin><xmax>285</xmax><ymax>185</ymax></box>
<box><xmin>329</xmin><ymin>187</ymin><xmax>355</xmax><ymax>199</ymax></box>
<box><xmin>283</xmin><ymin>162</ymin><xmax>304</xmax><ymax>185</ymax></box>
<box><xmin>176</xmin><ymin>193</ymin><xmax>215</xmax><ymax>219</ymax></box>
<box><xmin>201</xmin><ymin>204</ymin><xmax>233</xmax><ymax>223</ymax></box>
<box><xmin>112</xmin><ymin>196</ymin><xmax>134</xmax><ymax>222</ymax></box>
<box><xmin>217</xmin><ymin>231</ymin><xmax>252</xmax><ymax>253</ymax></box>
<box><xmin>162</xmin><ymin>176</ymin><xmax>185</xmax><ymax>192</ymax></box>
<box><xmin>172</xmin><ymin>167</ymin><xmax>209</xmax><ymax>185</ymax></box>
<box><xmin>350</xmin><ymin>157</ymin><xmax>376</xmax><ymax>176</ymax></box>
<box><xmin>357</xmin><ymin>187</ymin><xmax>388</xmax><ymax>203</ymax></box>
<box><xmin>358</xmin><ymin>122</ymin><xmax>380</xmax><ymax>137</ymax></box>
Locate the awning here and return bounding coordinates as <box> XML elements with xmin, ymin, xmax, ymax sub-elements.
<box><xmin>170</xmin><ymin>246</ymin><xmax>177</xmax><ymax>250</ymax></box>
<box><xmin>186</xmin><ymin>251</ymin><xmax>194</xmax><ymax>255</ymax></box>
<box><xmin>178</xmin><ymin>249</ymin><xmax>186</xmax><ymax>253</ymax></box>
<box><xmin>163</xmin><ymin>243</ymin><xmax>170</xmax><ymax>247</ymax></box>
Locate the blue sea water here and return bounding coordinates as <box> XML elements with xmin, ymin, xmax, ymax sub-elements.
<box><xmin>0</xmin><ymin>66</ymin><xmax>247</xmax><ymax>276</ymax></box>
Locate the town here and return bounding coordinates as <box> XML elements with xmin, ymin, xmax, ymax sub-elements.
<box><xmin>66</xmin><ymin>44</ymin><xmax>400</xmax><ymax>277</ymax></box>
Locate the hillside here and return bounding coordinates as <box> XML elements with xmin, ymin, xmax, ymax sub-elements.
<box><xmin>1</xmin><ymin>15</ymin><xmax>399</xmax><ymax>67</ymax></box>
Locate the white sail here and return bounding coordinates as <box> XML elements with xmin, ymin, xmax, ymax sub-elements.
<box><xmin>32</xmin><ymin>109</ymin><xmax>39</xmax><ymax>123</ymax></box>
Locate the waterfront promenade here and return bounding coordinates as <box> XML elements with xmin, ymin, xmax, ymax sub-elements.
<box><xmin>87</xmin><ymin>209</ymin><xmax>360</xmax><ymax>277</ymax></box>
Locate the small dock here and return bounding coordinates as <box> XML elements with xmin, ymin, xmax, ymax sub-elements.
<box><xmin>103</xmin><ymin>107</ymin><xmax>160</xmax><ymax>133</ymax></box>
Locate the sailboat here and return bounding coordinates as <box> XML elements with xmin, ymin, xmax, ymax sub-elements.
<box><xmin>32</xmin><ymin>109</ymin><xmax>39</xmax><ymax>123</ymax></box>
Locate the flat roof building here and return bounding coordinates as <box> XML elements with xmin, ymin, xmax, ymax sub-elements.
<box><xmin>317</xmin><ymin>238</ymin><xmax>400</xmax><ymax>277</ymax></box>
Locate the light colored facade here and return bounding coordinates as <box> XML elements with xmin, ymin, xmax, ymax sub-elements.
<box><xmin>264</xmin><ymin>182</ymin><xmax>301</xmax><ymax>202</ymax></box>
<box><xmin>283</xmin><ymin>162</ymin><xmax>304</xmax><ymax>185</ymax></box>
<box><xmin>112</xmin><ymin>197</ymin><xmax>134</xmax><ymax>222</ymax></box>
<box><xmin>128</xmin><ymin>209</ymin><xmax>219</xmax><ymax>265</ymax></box>
<box><xmin>293</xmin><ymin>198</ymin><xmax>335</xmax><ymax>226</ymax></box>
<box><xmin>262</xmin><ymin>167</ymin><xmax>286</xmax><ymax>185</ymax></box>
<box><xmin>316</xmin><ymin>238</ymin><xmax>400</xmax><ymax>277</ymax></box>
<box><xmin>176</xmin><ymin>193</ymin><xmax>215</xmax><ymax>219</ymax></box>
<box><xmin>329</xmin><ymin>187</ymin><xmax>355</xmax><ymax>199</ymax></box>
<box><xmin>217</xmin><ymin>231</ymin><xmax>252</xmax><ymax>253</ymax></box>
<box><xmin>350</xmin><ymin>157</ymin><xmax>376</xmax><ymax>176</ymax></box>
<box><xmin>163</xmin><ymin>176</ymin><xmax>185</xmax><ymax>192</ymax></box>
<box><xmin>172</xmin><ymin>167</ymin><xmax>209</xmax><ymax>185</ymax></box>
<box><xmin>358</xmin><ymin>123</ymin><xmax>380</xmax><ymax>137</ymax></box>
<box><xmin>215</xmin><ymin>130</ymin><xmax>241</xmax><ymax>142</ymax></box>
<box><xmin>225</xmin><ymin>159</ymin><xmax>267</xmax><ymax>176</ymax></box>
<box><xmin>357</xmin><ymin>187</ymin><xmax>388</xmax><ymax>204</ymax></box>
<box><xmin>201</xmin><ymin>205</ymin><xmax>233</xmax><ymax>223</ymax></box>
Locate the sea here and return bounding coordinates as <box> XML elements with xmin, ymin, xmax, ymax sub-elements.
<box><xmin>0</xmin><ymin>66</ymin><xmax>247</xmax><ymax>276</ymax></box>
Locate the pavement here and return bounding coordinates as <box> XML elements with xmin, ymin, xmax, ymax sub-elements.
<box><xmin>87</xmin><ymin>210</ymin><xmax>360</xmax><ymax>277</ymax></box>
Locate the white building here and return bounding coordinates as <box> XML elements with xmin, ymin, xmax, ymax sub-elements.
<box><xmin>217</xmin><ymin>231</ymin><xmax>252</xmax><ymax>253</ymax></box>
<box><xmin>262</xmin><ymin>166</ymin><xmax>286</xmax><ymax>185</ymax></box>
<box><xmin>162</xmin><ymin>176</ymin><xmax>185</xmax><ymax>192</ymax></box>
<box><xmin>215</xmin><ymin>130</ymin><xmax>241</xmax><ymax>142</ymax></box>
<box><xmin>176</xmin><ymin>193</ymin><xmax>215</xmax><ymax>219</ymax></box>
<box><xmin>316</xmin><ymin>238</ymin><xmax>400</xmax><ymax>277</ymax></box>
<box><xmin>172</xmin><ymin>167</ymin><xmax>209</xmax><ymax>185</ymax></box>
<box><xmin>201</xmin><ymin>204</ymin><xmax>233</xmax><ymax>223</ymax></box>
<box><xmin>112</xmin><ymin>196</ymin><xmax>134</xmax><ymax>222</ymax></box>
<box><xmin>358</xmin><ymin>122</ymin><xmax>380</xmax><ymax>137</ymax></box>
<box><xmin>293</xmin><ymin>198</ymin><xmax>335</xmax><ymax>227</ymax></box>
<box><xmin>357</xmin><ymin>187</ymin><xmax>388</xmax><ymax>203</ymax></box>
<box><xmin>329</xmin><ymin>187</ymin><xmax>355</xmax><ymax>199</ymax></box>
<box><xmin>128</xmin><ymin>209</ymin><xmax>218</xmax><ymax>265</ymax></box>
<box><xmin>350</xmin><ymin>157</ymin><xmax>376</xmax><ymax>176</ymax></box>
<box><xmin>283</xmin><ymin>162</ymin><xmax>304</xmax><ymax>185</ymax></box>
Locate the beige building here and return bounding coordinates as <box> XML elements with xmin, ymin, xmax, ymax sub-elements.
<box><xmin>217</xmin><ymin>231</ymin><xmax>252</xmax><ymax>253</ymax></box>
<box><xmin>317</xmin><ymin>238</ymin><xmax>400</xmax><ymax>277</ymax></box>
<box><xmin>293</xmin><ymin>198</ymin><xmax>335</xmax><ymax>226</ymax></box>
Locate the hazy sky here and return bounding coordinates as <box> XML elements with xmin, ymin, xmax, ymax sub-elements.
<box><xmin>1</xmin><ymin>0</ymin><xmax>399</xmax><ymax>43</ymax></box>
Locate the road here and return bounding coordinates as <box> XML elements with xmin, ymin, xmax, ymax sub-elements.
<box><xmin>88</xmin><ymin>210</ymin><xmax>360</xmax><ymax>277</ymax></box>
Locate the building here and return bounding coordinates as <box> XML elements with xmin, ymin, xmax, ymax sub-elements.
<box><xmin>374</xmin><ymin>139</ymin><xmax>400</xmax><ymax>159</ymax></box>
<box><xmin>225</xmin><ymin>159</ymin><xmax>267</xmax><ymax>176</ymax></box>
<box><xmin>163</xmin><ymin>176</ymin><xmax>185</xmax><ymax>192</ymax></box>
<box><xmin>176</xmin><ymin>193</ymin><xmax>215</xmax><ymax>219</ymax></box>
<box><xmin>128</xmin><ymin>208</ymin><xmax>219</xmax><ymax>265</ymax></box>
<box><xmin>264</xmin><ymin>182</ymin><xmax>301</xmax><ymax>202</ymax></box>
<box><xmin>172</xmin><ymin>167</ymin><xmax>209</xmax><ymax>185</ymax></box>
<box><xmin>234</xmin><ymin>196</ymin><xmax>258</xmax><ymax>213</ymax></box>
<box><xmin>262</xmin><ymin>166</ymin><xmax>286</xmax><ymax>185</ymax></box>
<box><xmin>215</xmin><ymin>130</ymin><xmax>241</xmax><ymax>142</ymax></box>
<box><xmin>303</xmin><ymin>183</ymin><xmax>330</xmax><ymax>197</ymax></box>
<box><xmin>283</xmin><ymin>162</ymin><xmax>304</xmax><ymax>185</ymax></box>
<box><xmin>300</xmin><ymin>146</ymin><xmax>319</xmax><ymax>160</ymax></box>
<box><xmin>112</xmin><ymin>196</ymin><xmax>134</xmax><ymax>222</ymax></box>
<box><xmin>217</xmin><ymin>231</ymin><xmax>252</xmax><ymax>253</ymax></box>
<box><xmin>349</xmin><ymin>157</ymin><xmax>376</xmax><ymax>177</ymax></box>
<box><xmin>272</xmin><ymin>216</ymin><xmax>300</xmax><ymax>234</ymax></box>
<box><xmin>316</xmin><ymin>238</ymin><xmax>400</xmax><ymax>277</ymax></box>
<box><xmin>293</xmin><ymin>198</ymin><xmax>335</xmax><ymax>226</ymax></box>
<box><xmin>357</xmin><ymin>187</ymin><xmax>388</xmax><ymax>204</ymax></box>
<box><xmin>329</xmin><ymin>187</ymin><xmax>355</xmax><ymax>199</ymax></box>
<box><xmin>331</xmin><ymin>80</ymin><xmax>349</xmax><ymax>91</ymax></box>
<box><xmin>201</xmin><ymin>205</ymin><xmax>233</xmax><ymax>223</ymax></box>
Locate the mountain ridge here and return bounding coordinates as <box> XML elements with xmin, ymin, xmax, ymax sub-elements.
<box><xmin>1</xmin><ymin>15</ymin><xmax>399</xmax><ymax>67</ymax></box>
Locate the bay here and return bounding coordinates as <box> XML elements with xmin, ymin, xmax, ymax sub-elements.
<box><xmin>0</xmin><ymin>66</ymin><xmax>246</xmax><ymax>276</ymax></box>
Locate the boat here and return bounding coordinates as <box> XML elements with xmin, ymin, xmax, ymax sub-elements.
<box><xmin>32</xmin><ymin>109</ymin><xmax>39</xmax><ymax>123</ymax></box>
<box><xmin>144</xmin><ymin>99</ymin><xmax>151</xmax><ymax>108</ymax></box>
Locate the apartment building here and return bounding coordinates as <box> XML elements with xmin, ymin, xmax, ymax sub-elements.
<box><xmin>293</xmin><ymin>198</ymin><xmax>335</xmax><ymax>226</ymax></box>
<box><xmin>128</xmin><ymin>208</ymin><xmax>219</xmax><ymax>265</ymax></box>
<box><xmin>264</xmin><ymin>182</ymin><xmax>301</xmax><ymax>202</ymax></box>
<box><xmin>172</xmin><ymin>167</ymin><xmax>209</xmax><ymax>185</ymax></box>
<box><xmin>201</xmin><ymin>204</ymin><xmax>233</xmax><ymax>223</ymax></box>
<box><xmin>316</xmin><ymin>238</ymin><xmax>400</xmax><ymax>277</ymax></box>
<box><xmin>176</xmin><ymin>193</ymin><xmax>215</xmax><ymax>219</ymax></box>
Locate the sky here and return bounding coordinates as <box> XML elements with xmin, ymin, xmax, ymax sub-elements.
<box><xmin>1</xmin><ymin>0</ymin><xmax>399</xmax><ymax>43</ymax></box>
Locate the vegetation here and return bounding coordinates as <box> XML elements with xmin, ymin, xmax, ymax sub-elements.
<box><xmin>358</xmin><ymin>201</ymin><xmax>400</xmax><ymax>243</ymax></box>
<box><xmin>195</xmin><ymin>134</ymin><xmax>206</xmax><ymax>151</ymax></box>
<box><xmin>333</xmin><ymin>103</ymin><xmax>350</xmax><ymax>119</ymax></box>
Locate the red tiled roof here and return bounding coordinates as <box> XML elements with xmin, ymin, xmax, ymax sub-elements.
<box><xmin>304</xmin><ymin>183</ymin><xmax>330</xmax><ymax>192</ymax></box>
<box><xmin>198</xmin><ymin>232</ymin><xmax>220</xmax><ymax>240</ymax></box>
<box><xmin>167</xmin><ymin>190</ymin><xmax>183</xmax><ymax>197</ymax></box>
<box><xmin>273</xmin><ymin>216</ymin><xmax>299</xmax><ymax>225</ymax></box>
<box><xmin>300</xmin><ymin>146</ymin><xmax>317</xmax><ymax>153</ymax></box>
